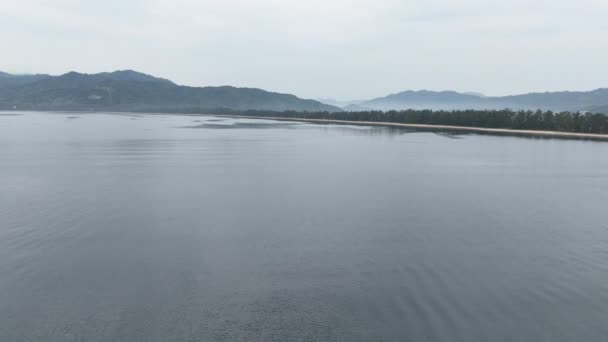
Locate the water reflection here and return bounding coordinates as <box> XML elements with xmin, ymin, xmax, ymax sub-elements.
<box><xmin>179</xmin><ymin>122</ymin><xmax>301</xmax><ymax>129</ymax></box>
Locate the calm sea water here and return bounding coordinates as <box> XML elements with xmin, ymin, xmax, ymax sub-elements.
<box><xmin>1</xmin><ymin>112</ymin><xmax>608</xmax><ymax>342</ymax></box>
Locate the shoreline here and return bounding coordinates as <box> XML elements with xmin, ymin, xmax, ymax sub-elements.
<box><xmin>217</xmin><ymin>115</ymin><xmax>608</xmax><ymax>141</ymax></box>
<box><xmin>3</xmin><ymin>110</ymin><xmax>608</xmax><ymax>141</ymax></box>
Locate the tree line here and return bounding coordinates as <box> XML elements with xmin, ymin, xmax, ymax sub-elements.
<box><xmin>223</xmin><ymin>109</ymin><xmax>608</xmax><ymax>134</ymax></box>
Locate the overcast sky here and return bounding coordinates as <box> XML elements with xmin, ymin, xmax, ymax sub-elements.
<box><xmin>1</xmin><ymin>0</ymin><xmax>607</xmax><ymax>99</ymax></box>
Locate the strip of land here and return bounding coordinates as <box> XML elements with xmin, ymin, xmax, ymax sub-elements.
<box><xmin>220</xmin><ymin>115</ymin><xmax>608</xmax><ymax>141</ymax></box>
<box><xmin>5</xmin><ymin>110</ymin><xmax>608</xmax><ymax>141</ymax></box>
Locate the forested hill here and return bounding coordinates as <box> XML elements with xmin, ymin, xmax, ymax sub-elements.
<box><xmin>360</xmin><ymin>89</ymin><xmax>608</xmax><ymax>113</ymax></box>
<box><xmin>0</xmin><ymin>70</ymin><xmax>340</xmax><ymax>112</ymax></box>
<box><xmin>0</xmin><ymin>72</ymin><xmax>51</xmax><ymax>89</ymax></box>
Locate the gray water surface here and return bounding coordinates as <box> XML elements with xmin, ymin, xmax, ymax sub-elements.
<box><xmin>1</xmin><ymin>112</ymin><xmax>608</xmax><ymax>341</ymax></box>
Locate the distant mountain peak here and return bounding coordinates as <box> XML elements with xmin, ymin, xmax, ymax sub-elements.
<box><xmin>56</xmin><ymin>70</ymin><xmax>175</xmax><ymax>86</ymax></box>
<box><xmin>392</xmin><ymin>90</ymin><xmax>462</xmax><ymax>95</ymax></box>
<box><xmin>371</xmin><ymin>90</ymin><xmax>482</xmax><ymax>107</ymax></box>
<box><xmin>111</xmin><ymin>69</ymin><xmax>141</xmax><ymax>75</ymax></box>
<box><xmin>102</xmin><ymin>70</ymin><xmax>175</xmax><ymax>85</ymax></box>
<box><xmin>61</xmin><ymin>71</ymin><xmax>84</xmax><ymax>77</ymax></box>
<box><xmin>342</xmin><ymin>104</ymin><xmax>372</xmax><ymax>112</ymax></box>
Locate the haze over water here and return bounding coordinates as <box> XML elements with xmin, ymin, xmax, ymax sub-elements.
<box><xmin>1</xmin><ymin>112</ymin><xmax>608</xmax><ymax>341</ymax></box>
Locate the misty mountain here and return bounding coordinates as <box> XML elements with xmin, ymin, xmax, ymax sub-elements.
<box><xmin>364</xmin><ymin>91</ymin><xmax>484</xmax><ymax>111</ymax></box>
<box><xmin>316</xmin><ymin>98</ymin><xmax>368</xmax><ymax>108</ymax></box>
<box><xmin>315</xmin><ymin>98</ymin><xmax>345</xmax><ymax>107</ymax></box>
<box><xmin>362</xmin><ymin>89</ymin><xmax>608</xmax><ymax>112</ymax></box>
<box><xmin>342</xmin><ymin>104</ymin><xmax>373</xmax><ymax>112</ymax></box>
<box><xmin>492</xmin><ymin>89</ymin><xmax>608</xmax><ymax>112</ymax></box>
<box><xmin>0</xmin><ymin>70</ymin><xmax>340</xmax><ymax>112</ymax></box>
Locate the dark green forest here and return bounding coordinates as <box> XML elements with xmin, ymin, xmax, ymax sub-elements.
<box><xmin>219</xmin><ymin>109</ymin><xmax>608</xmax><ymax>134</ymax></box>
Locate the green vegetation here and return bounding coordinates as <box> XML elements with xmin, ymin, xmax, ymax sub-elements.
<box><xmin>0</xmin><ymin>71</ymin><xmax>340</xmax><ymax>112</ymax></box>
<box><xmin>225</xmin><ymin>109</ymin><xmax>608</xmax><ymax>134</ymax></box>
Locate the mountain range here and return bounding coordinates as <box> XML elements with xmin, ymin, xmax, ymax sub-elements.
<box><xmin>0</xmin><ymin>70</ymin><xmax>339</xmax><ymax>112</ymax></box>
<box><xmin>1</xmin><ymin>70</ymin><xmax>607</xmax><ymax>113</ymax></box>
<box><xmin>346</xmin><ymin>89</ymin><xmax>608</xmax><ymax>113</ymax></box>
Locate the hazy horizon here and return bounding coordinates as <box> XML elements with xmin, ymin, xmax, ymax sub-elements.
<box><xmin>2</xmin><ymin>0</ymin><xmax>607</xmax><ymax>99</ymax></box>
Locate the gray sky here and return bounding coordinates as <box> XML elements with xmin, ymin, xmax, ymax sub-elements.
<box><xmin>1</xmin><ymin>0</ymin><xmax>607</xmax><ymax>100</ymax></box>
